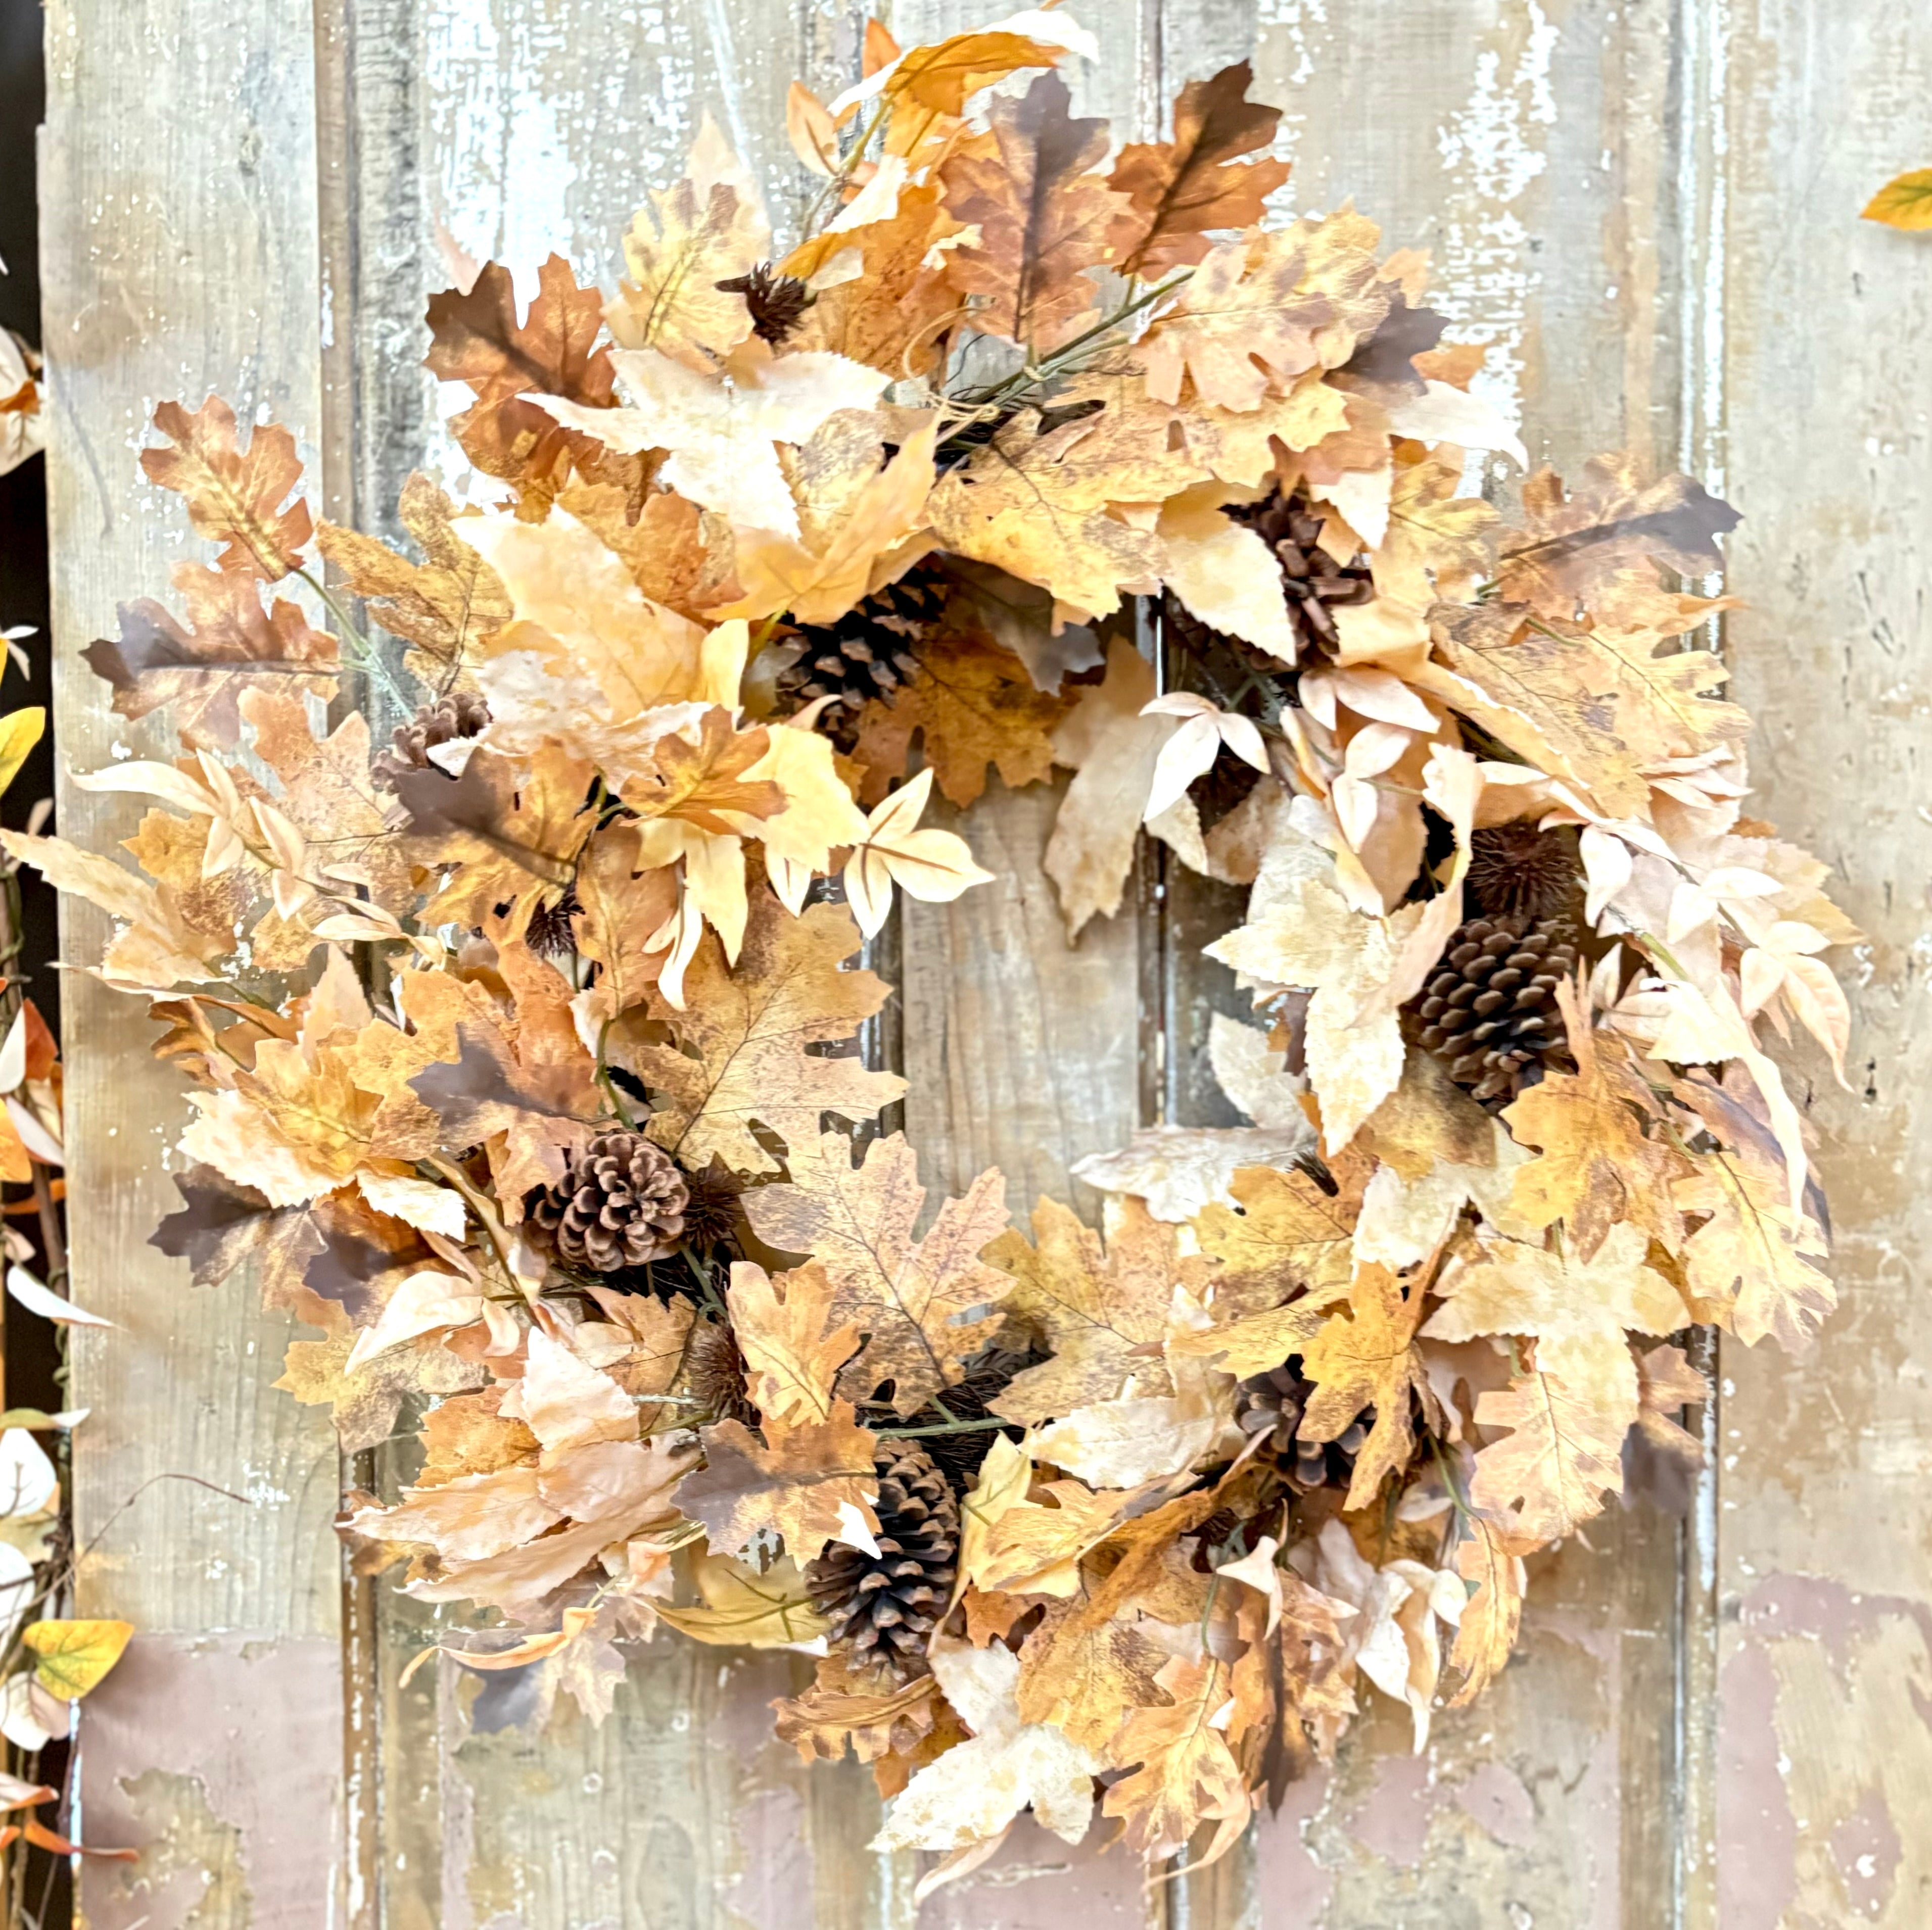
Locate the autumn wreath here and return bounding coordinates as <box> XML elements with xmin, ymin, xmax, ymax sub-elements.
<box><xmin>24</xmin><ymin>15</ymin><xmax>1852</xmax><ymax>1890</ymax></box>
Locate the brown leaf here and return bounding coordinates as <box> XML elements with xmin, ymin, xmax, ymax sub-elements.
<box><xmin>880</xmin><ymin>27</ymin><xmax>1077</xmax><ymax>116</ymax></box>
<box><xmin>1016</xmin><ymin>1597</ymin><xmax>1168</xmax><ymax>1751</ymax></box>
<box><xmin>569</xmin><ymin>822</ymin><xmax>679</xmax><ymax>1023</ymax></box>
<box><xmin>633</xmin><ymin>893</ymin><xmax>906</xmax><ymax>1175</ymax></box>
<box><xmin>1108</xmin><ymin>62</ymin><xmax>1291</xmax><ymax>277</ymax></box>
<box><xmin>940</xmin><ymin>72</ymin><xmax>1124</xmax><ymax>351</ymax></box>
<box><xmin>742</xmin><ymin>1130</ymin><xmax>1010</xmax><ymax>1416</ymax></box>
<box><xmin>82</xmin><ymin>564</ymin><xmax>338</xmax><ymax>751</ymax></box>
<box><xmin>1498</xmin><ymin>457</ymin><xmax>1741</xmax><ymax>621</ymax></box>
<box><xmin>850</xmin><ymin>630</ymin><xmax>1074</xmax><ymax>807</ymax></box>
<box><xmin>315</xmin><ymin>473</ymin><xmax>511</xmax><ymax>692</ymax></box>
<box><xmin>140</xmin><ymin>397</ymin><xmax>313</xmax><ymax>581</ymax></box>
<box><xmin>774</xmin><ymin>1656</ymin><xmax>945</xmax><ymax>1766</ymax></box>
<box><xmin>1101</xmin><ymin>1652</ymin><xmax>1249</xmax><ymax>1858</ymax></box>
<box><xmin>680</xmin><ymin>1408</ymin><xmax>879</xmax><ymax>1563</ymax></box>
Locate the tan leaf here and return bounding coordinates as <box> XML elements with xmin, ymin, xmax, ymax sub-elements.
<box><xmin>1469</xmin><ymin>1368</ymin><xmax>1631</xmax><ymax>1542</ymax></box>
<box><xmin>634</xmin><ymin>893</ymin><xmax>906</xmax><ymax>1175</ymax></box>
<box><xmin>726</xmin><ymin>1259</ymin><xmax>861</xmax><ymax>1426</ymax></box>
<box><xmin>656</xmin><ymin>1551</ymin><xmax>827</xmax><ymax>1648</ymax></box>
<box><xmin>1185</xmin><ymin>1154</ymin><xmax>1368</xmax><ymax>1318</ymax></box>
<box><xmin>742</xmin><ymin>1130</ymin><xmax>1010</xmax><ymax>1417</ymax></box>
<box><xmin>842</xmin><ymin>767</ymin><xmax>995</xmax><ymax>938</ymax></box>
<box><xmin>680</xmin><ymin>1410</ymin><xmax>879</xmax><ymax>1564</ymax></box>
<box><xmin>1446</xmin><ymin>1517</ymin><xmax>1532</xmax><ymax>1707</ymax></box>
<box><xmin>140</xmin><ymin>396</ymin><xmax>312</xmax><ymax>581</ymax></box>
<box><xmin>1100</xmin><ymin>1652</ymin><xmax>1249</xmax><ymax>1859</ymax></box>
<box><xmin>1296</xmin><ymin>1264</ymin><xmax>1435</xmax><ymax>1510</ymax></box>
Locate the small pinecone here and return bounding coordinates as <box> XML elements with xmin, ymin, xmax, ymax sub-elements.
<box><xmin>1237</xmin><ymin>1364</ymin><xmax>1368</xmax><ymax>1490</ymax></box>
<box><xmin>684</xmin><ymin>1315</ymin><xmax>756</xmax><ymax>1428</ymax></box>
<box><xmin>776</xmin><ymin>567</ymin><xmax>947</xmax><ymax>744</ymax></box>
<box><xmin>1412</xmin><ymin>915</ymin><xmax>1579</xmax><ymax>1106</ymax></box>
<box><xmin>372</xmin><ymin>690</ymin><xmax>491</xmax><ymax>791</ymax></box>
<box><xmin>528</xmin><ymin>1130</ymin><xmax>690</xmax><ymax>1272</ymax></box>
<box><xmin>807</xmin><ymin>1443</ymin><xmax>958</xmax><ymax>1678</ymax></box>
<box><xmin>1229</xmin><ymin>487</ymin><xmax>1375</xmax><ymax>656</ymax></box>
<box><xmin>717</xmin><ymin>263</ymin><xmax>816</xmax><ymax>346</ymax></box>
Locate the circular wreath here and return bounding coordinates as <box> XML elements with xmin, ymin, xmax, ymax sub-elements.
<box><xmin>30</xmin><ymin>16</ymin><xmax>1851</xmax><ymax>1888</ymax></box>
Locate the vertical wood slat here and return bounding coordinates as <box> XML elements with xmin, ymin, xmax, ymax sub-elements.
<box><xmin>38</xmin><ymin>2</ymin><xmax>349</xmax><ymax>1923</ymax></box>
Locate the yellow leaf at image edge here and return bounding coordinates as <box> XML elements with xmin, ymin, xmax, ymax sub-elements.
<box><xmin>23</xmin><ymin>1618</ymin><xmax>134</xmax><ymax>1700</ymax></box>
<box><xmin>1862</xmin><ymin>169</ymin><xmax>1932</xmax><ymax>230</ymax></box>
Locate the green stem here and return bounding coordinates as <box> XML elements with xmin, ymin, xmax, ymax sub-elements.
<box><xmin>296</xmin><ymin>564</ymin><xmax>410</xmax><ymax>714</ymax></box>
<box><xmin>595</xmin><ymin>1017</ymin><xmax>640</xmax><ymax>1130</ymax></box>
<box><xmin>875</xmin><ymin>1416</ymin><xmax>1012</xmax><ymax>1440</ymax></box>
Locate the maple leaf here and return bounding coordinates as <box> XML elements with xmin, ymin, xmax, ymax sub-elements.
<box><xmin>139</xmin><ymin>397</ymin><xmax>312</xmax><ymax>581</ymax></box>
<box><xmin>568</xmin><ymin>823</ymin><xmax>679</xmax><ymax>1024</ymax></box>
<box><xmin>983</xmin><ymin>1195</ymin><xmax>1181</xmax><ymax>1424</ymax></box>
<box><xmin>850</xmin><ymin>630</ymin><xmax>1073</xmax><ymax>808</ymax></box>
<box><xmin>872</xmin><ymin>1639</ymin><xmax>1098</xmax><ymax>1862</ymax></box>
<box><xmin>1015</xmin><ymin>1597</ymin><xmax>1169</xmax><ymax>1750</ymax></box>
<box><xmin>315</xmin><ymin>473</ymin><xmax>511</xmax><ymax>693</ymax></box>
<box><xmin>621</xmin><ymin>708</ymin><xmax>783</xmax><ymax>835</ymax></box>
<box><xmin>742</xmin><ymin>1130</ymin><xmax>1010</xmax><ymax>1416</ymax></box>
<box><xmin>632</xmin><ymin>893</ymin><xmax>905</xmax><ymax>1176</ymax></box>
<box><xmin>1498</xmin><ymin>457</ymin><xmax>1740</xmax><ymax>621</ymax></box>
<box><xmin>679</xmin><ymin>1408</ymin><xmax>879</xmax><ymax>1565</ymax></box>
<box><xmin>1141</xmin><ymin>223</ymin><xmax>1374</xmax><ymax>411</ymax></box>
<box><xmin>938</xmin><ymin>71</ymin><xmax>1123</xmax><ymax>351</ymax></box>
<box><xmin>1424</xmin><ymin>1224</ymin><xmax>1687</xmax><ymax>1416</ymax></box>
<box><xmin>876</xmin><ymin>25</ymin><xmax>1080</xmax><ymax>116</ymax></box>
<box><xmin>1470</xmin><ymin>1368</ymin><xmax>1631</xmax><ymax>1542</ymax></box>
<box><xmin>1863</xmin><ymin>168</ymin><xmax>1932</xmax><ymax>229</ymax></box>
<box><xmin>1183</xmin><ymin>1152</ymin><xmax>1368</xmax><ymax>1318</ymax></box>
<box><xmin>1377</xmin><ymin>451</ymin><xmax>1498</xmax><ymax>606</ymax></box>
<box><xmin>1671</xmin><ymin>1072</ymin><xmax>1835</xmax><ymax>1349</ymax></box>
<box><xmin>607</xmin><ymin>121</ymin><xmax>769</xmax><ymax>369</ymax></box>
<box><xmin>1101</xmin><ymin>1652</ymin><xmax>1249</xmax><ymax>1859</ymax></box>
<box><xmin>1503</xmin><ymin>981</ymin><xmax>1691</xmax><ymax>1261</ymax></box>
<box><xmin>1108</xmin><ymin>62</ymin><xmax>1291</xmax><ymax>278</ymax></box>
<box><xmin>82</xmin><ymin>563</ymin><xmax>338</xmax><ymax>751</ymax></box>
<box><xmin>532</xmin><ymin>347</ymin><xmax>890</xmax><ymax>543</ymax></box>
<box><xmin>1295</xmin><ymin>1265</ymin><xmax>1435</xmax><ymax>1510</ymax></box>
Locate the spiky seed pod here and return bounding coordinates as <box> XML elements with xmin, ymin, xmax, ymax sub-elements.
<box><xmin>676</xmin><ymin>1156</ymin><xmax>745</xmax><ymax>1253</ymax></box>
<box><xmin>1236</xmin><ymin>1365</ymin><xmax>1369</xmax><ymax>1491</ymax></box>
<box><xmin>1411</xmin><ymin>914</ymin><xmax>1580</xmax><ymax>1106</ymax></box>
<box><xmin>1465</xmin><ymin>821</ymin><xmax>1584</xmax><ymax>923</ymax></box>
<box><xmin>528</xmin><ymin>1129</ymin><xmax>690</xmax><ymax>1273</ymax></box>
<box><xmin>775</xmin><ymin>566</ymin><xmax>949</xmax><ymax>745</ymax></box>
<box><xmin>716</xmin><ymin>263</ymin><xmax>816</xmax><ymax>346</ymax></box>
<box><xmin>684</xmin><ymin>1315</ymin><xmax>756</xmax><ymax>1428</ymax></box>
<box><xmin>870</xmin><ymin>1343</ymin><xmax>1038</xmax><ymax>1492</ymax></box>
<box><xmin>807</xmin><ymin>1442</ymin><xmax>958</xmax><ymax>1679</ymax></box>
<box><xmin>1229</xmin><ymin>486</ymin><xmax>1376</xmax><ymax>656</ymax></box>
<box><xmin>372</xmin><ymin>690</ymin><xmax>491</xmax><ymax>792</ymax></box>
<box><xmin>524</xmin><ymin>884</ymin><xmax>581</xmax><ymax>960</ymax></box>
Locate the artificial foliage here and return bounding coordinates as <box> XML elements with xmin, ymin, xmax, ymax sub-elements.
<box><xmin>23</xmin><ymin>15</ymin><xmax>1856</xmax><ymax>1889</ymax></box>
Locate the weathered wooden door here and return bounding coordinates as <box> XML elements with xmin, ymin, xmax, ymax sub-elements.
<box><xmin>38</xmin><ymin>0</ymin><xmax>1932</xmax><ymax>1923</ymax></box>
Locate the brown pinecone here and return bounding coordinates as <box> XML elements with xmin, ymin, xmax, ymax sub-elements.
<box><xmin>807</xmin><ymin>1442</ymin><xmax>958</xmax><ymax>1679</ymax></box>
<box><xmin>528</xmin><ymin>1130</ymin><xmax>690</xmax><ymax>1272</ymax></box>
<box><xmin>1237</xmin><ymin>1364</ymin><xmax>1369</xmax><ymax>1491</ymax></box>
<box><xmin>1411</xmin><ymin>914</ymin><xmax>1579</xmax><ymax>1106</ymax></box>
<box><xmin>684</xmin><ymin>1315</ymin><xmax>756</xmax><ymax>1428</ymax></box>
<box><xmin>775</xmin><ymin>566</ymin><xmax>947</xmax><ymax>745</ymax></box>
<box><xmin>1229</xmin><ymin>486</ymin><xmax>1375</xmax><ymax>657</ymax></box>
<box><xmin>716</xmin><ymin>263</ymin><xmax>816</xmax><ymax>346</ymax></box>
<box><xmin>372</xmin><ymin>690</ymin><xmax>491</xmax><ymax>791</ymax></box>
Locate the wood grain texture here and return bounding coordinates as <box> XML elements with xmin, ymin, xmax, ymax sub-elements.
<box><xmin>39</xmin><ymin>1</ymin><xmax>348</xmax><ymax>1919</ymax></box>
<box><xmin>1713</xmin><ymin>10</ymin><xmax>1932</xmax><ymax>1927</ymax></box>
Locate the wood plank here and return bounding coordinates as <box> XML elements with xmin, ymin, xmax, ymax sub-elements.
<box><xmin>38</xmin><ymin>0</ymin><xmax>349</xmax><ymax>1919</ymax></box>
<box><xmin>1711</xmin><ymin>11</ymin><xmax>1932</xmax><ymax>1928</ymax></box>
<box><xmin>1158</xmin><ymin>6</ymin><xmax>1704</xmax><ymax>1924</ymax></box>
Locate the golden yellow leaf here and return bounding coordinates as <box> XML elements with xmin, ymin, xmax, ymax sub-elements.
<box><xmin>0</xmin><ymin>708</ymin><xmax>43</xmax><ymax>799</ymax></box>
<box><xmin>1101</xmin><ymin>1652</ymin><xmax>1249</xmax><ymax>1859</ymax></box>
<box><xmin>1863</xmin><ymin>168</ymin><xmax>1932</xmax><ymax>229</ymax></box>
<box><xmin>657</xmin><ymin>1552</ymin><xmax>828</xmax><ymax>1647</ymax></box>
<box><xmin>1446</xmin><ymin>1518</ymin><xmax>1531</xmax><ymax>1707</ymax></box>
<box><xmin>23</xmin><ymin>1620</ymin><xmax>134</xmax><ymax>1701</ymax></box>
<box><xmin>634</xmin><ymin>893</ymin><xmax>906</xmax><ymax>1175</ymax></box>
<box><xmin>1469</xmin><ymin>1368</ymin><xmax>1630</xmax><ymax>1542</ymax></box>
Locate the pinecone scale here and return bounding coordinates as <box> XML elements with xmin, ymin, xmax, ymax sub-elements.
<box><xmin>1237</xmin><ymin>1364</ymin><xmax>1369</xmax><ymax>1491</ymax></box>
<box><xmin>372</xmin><ymin>690</ymin><xmax>490</xmax><ymax>791</ymax></box>
<box><xmin>807</xmin><ymin>1442</ymin><xmax>958</xmax><ymax>1679</ymax></box>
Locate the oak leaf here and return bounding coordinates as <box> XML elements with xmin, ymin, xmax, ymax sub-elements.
<box><xmin>876</xmin><ymin>25</ymin><xmax>1080</xmax><ymax>116</ymax></box>
<box><xmin>1446</xmin><ymin>1516</ymin><xmax>1532</xmax><ymax>1707</ymax></box>
<box><xmin>139</xmin><ymin>397</ymin><xmax>312</xmax><ymax>581</ymax></box>
<box><xmin>82</xmin><ymin>563</ymin><xmax>338</xmax><ymax>751</ymax></box>
<box><xmin>1108</xmin><ymin>62</ymin><xmax>1290</xmax><ymax>277</ymax></box>
<box><xmin>742</xmin><ymin>1130</ymin><xmax>1010</xmax><ymax>1416</ymax></box>
<box><xmin>1469</xmin><ymin>1369</ymin><xmax>1630</xmax><ymax>1542</ymax></box>
<box><xmin>621</xmin><ymin>707</ymin><xmax>783</xmax><ymax>835</ymax></box>
<box><xmin>633</xmin><ymin>895</ymin><xmax>905</xmax><ymax>1175</ymax></box>
<box><xmin>940</xmin><ymin>72</ymin><xmax>1123</xmax><ymax>351</ymax></box>
<box><xmin>1296</xmin><ymin>1264</ymin><xmax>1435</xmax><ymax>1510</ymax></box>
<box><xmin>680</xmin><ymin>1409</ymin><xmax>880</xmax><ymax>1565</ymax></box>
<box><xmin>568</xmin><ymin>822</ymin><xmax>680</xmax><ymax>1024</ymax></box>
<box><xmin>1101</xmin><ymin>1652</ymin><xmax>1249</xmax><ymax>1859</ymax></box>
